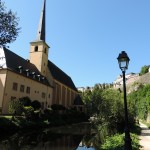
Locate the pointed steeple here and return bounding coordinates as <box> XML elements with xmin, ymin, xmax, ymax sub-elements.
<box><xmin>30</xmin><ymin>0</ymin><xmax>49</xmax><ymax>77</ymax></box>
<box><xmin>37</xmin><ymin>0</ymin><xmax>46</xmax><ymax>41</ymax></box>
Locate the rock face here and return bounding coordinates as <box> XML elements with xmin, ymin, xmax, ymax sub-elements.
<box><xmin>115</xmin><ymin>72</ymin><xmax>150</xmax><ymax>93</ymax></box>
<box><xmin>138</xmin><ymin>72</ymin><xmax>150</xmax><ymax>84</ymax></box>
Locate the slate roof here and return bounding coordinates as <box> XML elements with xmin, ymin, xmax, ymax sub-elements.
<box><xmin>3</xmin><ymin>47</ymin><xmax>50</xmax><ymax>85</ymax></box>
<box><xmin>48</xmin><ymin>60</ymin><xmax>77</xmax><ymax>91</ymax></box>
<box><xmin>3</xmin><ymin>47</ymin><xmax>77</xmax><ymax>91</ymax></box>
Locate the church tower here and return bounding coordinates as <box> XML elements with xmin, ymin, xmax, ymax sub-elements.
<box><xmin>29</xmin><ymin>0</ymin><xmax>49</xmax><ymax>77</ymax></box>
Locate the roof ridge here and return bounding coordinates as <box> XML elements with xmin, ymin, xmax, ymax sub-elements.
<box><xmin>3</xmin><ymin>47</ymin><xmax>27</xmax><ymax>62</ymax></box>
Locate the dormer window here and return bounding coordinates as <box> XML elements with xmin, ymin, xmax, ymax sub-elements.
<box><xmin>18</xmin><ymin>66</ymin><xmax>23</xmax><ymax>73</ymax></box>
<box><xmin>41</xmin><ymin>76</ymin><xmax>45</xmax><ymax>82</ymax></box>
<box><xmin>25</xmin><ymin>69</ymin><xmax>30</xmax><ymax>76</ymax></box>
<box><xmin>37</xmin><ymin>74</ymin><xmax>41</xmax><ymax>81</ymax></box>
<box><xmin>35</xmin><ymin>46</ymin><xmax>38</xmax><ymax>52</ymax></box>
<box><xmin>32</xmin><ymin>72</ymin><xmax>36</xmax><ymax>79</ymax></box>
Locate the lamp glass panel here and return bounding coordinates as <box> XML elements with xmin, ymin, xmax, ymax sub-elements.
<box><xmin>118</xmin><ymin>58</ymin><xmax>128</xmax><ymax>71</ymax></box>
<box><xmin>120</xmin><ymin>60</ymin><xmax>127</xmax><ymax>68</ymax></box>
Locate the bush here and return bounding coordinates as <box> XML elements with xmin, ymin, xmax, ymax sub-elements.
<box><xmin>31</xmin><ymin>100</ymin><xmax>41</xmax><ymax>110</ymax></box>
<box><xmin>19</xmin><ymin>97</ymin><xmax>31</xmax><ymax>106</ymax></box>
<box><xmin>0</xmin><ymin>117</ymin><xmax>18</xmax><ymax>134</ymax></box>
<box><xmin>8</xmin><ymin>99</ymin><xmax>24</xmax><ymax>115</ymax></box>
<box><xmin>100</xmin><ymin>133</ymin><xmax>140</xmax><ymax>150</ymax></box>
<box><xmin>51</xmin><ymin>104</ymin><xmax>66</xmax><ymax>111</ymax></box>
<box><xmin>23</xmin><ymin>106</ymin><xmax>34</xmax><ymax>120</ymax></box>
<box><xmin>43</xmin><ymin>108</ymin><xmax>53</xmax><ymax>120</ymax></box>
<box><xmin>44</xmin><ymin>108</ymin><xmax>53</xmax><ymax>115</ymax></box>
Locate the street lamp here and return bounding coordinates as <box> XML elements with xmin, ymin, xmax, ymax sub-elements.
<box><xmin>117</xmin><ymin>51</ymin><xmax>132</xmax><ymax>150</ymax></box>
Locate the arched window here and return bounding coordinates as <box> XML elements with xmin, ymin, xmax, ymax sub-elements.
<box><xmin>35</xmin><ymin>46</ymin><xmax>38</xmax><ymax>52</ymax></box>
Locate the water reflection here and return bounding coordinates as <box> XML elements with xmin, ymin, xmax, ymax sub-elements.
<box><xmin>77</xmin><ymin>147</ymin><xmax>95</xmax><ymax>150</ymax></box>
<box><xmin>0</xmin><ymin>123</ymin><xmax>95</xmax><ymax>150</ymax></box>
<box><xmin>76</xmin><ymin>140</ymin><xmax>95</xmax><ymax>150</ymax></box>
<box><xmin>0</xmin><ymin>131</ymin><xmax>83</xmax><ymax>150</ymax></box>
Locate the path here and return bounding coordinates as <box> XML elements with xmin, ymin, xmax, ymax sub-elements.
<box><xmin>139</xmin><ymin>122</ymin><xmax>150</xmax><ymax>150</ymax></box>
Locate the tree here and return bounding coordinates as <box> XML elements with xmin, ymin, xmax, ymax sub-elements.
<box><xmin>31</xmin><ymin>100</ymin><xmax>41</xmax><ymax>110</ymax></box>
<box><xmin>140</xmin><ymin>65</ymin><xmax>149</xmax><ymax>76</ymax></box>
<box><xmin>81</xmin><ymin>89</ymin><xmax>92</xmax><ymax>104</ymax></box>
<box><xmin>19</xmin><ymin>97</ymin><xmax>31</xmax><ymax>106</ymax></box>
<box><xmin>0</xmin><ymin>0</ymin><xmax>20</xmax><ymax>46</ymax></box>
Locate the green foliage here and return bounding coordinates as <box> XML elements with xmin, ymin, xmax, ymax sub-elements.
<box><xmin>51</xmin><ymin>104</ymin><xmax>66</xmax><ymax>110</ymax></box>
<box><xmin>81</xmin><ymin>88</ymin><xmax>92</xmax><ymax>104</ymax></box>
<box><xmin>19</xmin><ymin>97</ymin><xmax>31</xmax><ymax>106</ymax></box>
<box><xmin>128</xmin><ymin>84</ymin><xmax>150</xmax><ymax>120</ymax></box>
<box><xmin>43</xmin><ymin>108</ymin><xmax>53</xmax><ymax>120</ymax></box>
<box><xmin>0</xmin><ymin>0</ymin><xmax>20</xmax><ymax>46</ymax></box>
<box><xmin>92</xmin><ymin>88</ymin><xmax>135</xmax><ymax>133</ymax></box>
<box><xmin>101</xmin><ymin>133</ymin><xmax>140</xmax><ymax>150</ymax></box>
<box><xmin>138</xmin><ymin>98</ymin><xmax>148</xmax><ymax>120</ymax></box>
<box><xmin>44</xmin><ymin>108</ymin><xmax>53</xmax><ymax>114</ymax></box>
<box><xmin>0</xmin><ymin>116</ymin><xmax>18</xmax><ymax>133</ymax></box>
<box><xmin>81</xmin><ymin>85</ymin><xmax>137</xmax><ymax>145</ymax></box>
<box><xmin>8</xmin><ymin>99</ymin><xmax>24</xmax><ymax>115</ymax></box>
<box><xmin>140</xmin><ymin>65</ymin><xmax>149</xmax><ymax>76</ymax></box>
<box><xmin>23</xmin><ymin>106</ymin><xmax>34</xmax><ymax>120</ymax></box>
<box><xmin>31</xmin><ymin>100</ymin><xmax>41</xmax><ymax>110</ymax></box>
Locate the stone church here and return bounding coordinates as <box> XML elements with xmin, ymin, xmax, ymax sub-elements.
<box><xmin>0</xmin><ymin>0</ymin><xmax>82</xmax><ymax>114</ymax></box>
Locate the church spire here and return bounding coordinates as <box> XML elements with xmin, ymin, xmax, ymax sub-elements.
<box><xmin>37</xmin><ymin>0</ymin><xmax>46</xmax><ymax>41</ymax></box>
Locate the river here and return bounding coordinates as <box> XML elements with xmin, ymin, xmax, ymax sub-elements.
<box><xmin>0</xmin><ymin>122</ymin><xmax>96</xmax><ymax>150</ymax></box>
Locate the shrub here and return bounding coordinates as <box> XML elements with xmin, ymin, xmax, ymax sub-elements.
<box><xmin>44</xmin><ymin>108</ymin><xmax>53</xmax><ymax>115</ymax></box>
<box><xmin>19</xmin><ymin>97</ymin><xmax>31</xmax><ymax>106</ymax></box>
<box><xmin>43</xmin><ymin>108</ymin><xmax>53</xmax><ymax>120</ymax></box>
<box><xmin>0</xmin><ymin>117</ymin><xmax>18</xmax><ymax>133</ymax></box>
<box><xmin>31</xmin><ymin>100</ymin><xmax>41</xmax><ymax>110</ymax></box>
<box><xmin>100</xmin><ymin>133</ymin><xmax>140</xmax><ymax>150</ymax></box>
<box><xmin>23</xmin><ymin>106</ymin><xmax>34</xmax><ymax>120</ymax></box>
<box><xmin>51</xmin><ymin>104</ymin><xmax>66</xmax><ymax>111</ymax></box>
<box><xmin>8</xmin><ymin>99</ymin><xmax>24</xmax><ymax>115</ymax></box>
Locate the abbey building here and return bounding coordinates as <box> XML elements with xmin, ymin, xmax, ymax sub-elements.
<box><xmin>0</xmin><ymin>0</ymin><xmax>81</xmax><ymax>114</ymax></box>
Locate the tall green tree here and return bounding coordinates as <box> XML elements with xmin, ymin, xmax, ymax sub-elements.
<box><xmin>81</xmin><ymin>84</ymin><xmax>137</xmax><ymax>147</ymax></box>
<box><xmin>0</xmin><ymin>0</ymin><xmax>20</xmax><ymax>46</ymax></box>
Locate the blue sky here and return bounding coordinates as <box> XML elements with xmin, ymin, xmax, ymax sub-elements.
<box><xmin>3</xmin><ymin>0</ymin><xmax>150</xmax><ymax>87</ymax></box>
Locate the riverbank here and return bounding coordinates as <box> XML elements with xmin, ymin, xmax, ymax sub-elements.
<box><xmin>0</xmin><ymin>122</ymin><xmax>91</xmax><ymax>150</ymax></box>
<box><xmin>0</xmin><ymin>112</ymin><xmax>89</xmax><ymax>136</ymax></box>
<box><xmin>0</xmin><ymin>116</ymin><xmax>48</xmax><ymax>135</ymax></box>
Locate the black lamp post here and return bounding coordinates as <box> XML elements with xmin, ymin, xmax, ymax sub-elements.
<box><xmin>117</xmin><ymin>51</ymin><xmax>132</xmax><ymax>150</ymax></box>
